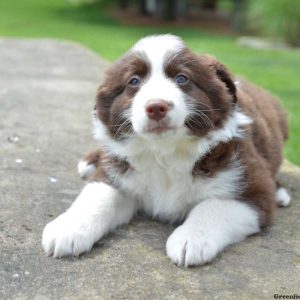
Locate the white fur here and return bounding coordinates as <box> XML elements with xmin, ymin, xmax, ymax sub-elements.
<box><xmin>77</xmin><ymin>160</ymin><xmax>96</xmax><ymax>179</ymax></box>
<box><xmin>114</xmin><ymin>153</ymin><xmax>244</xmax><ymax>223</ymax></box>
<box><xmin>131</xmin><ymin>77</ymin><xmax>188</xmax><ymax>134</ymax></box>
<box><xmin>42</xmin><ymin>182</ymin><xmax>136</xmax><ymax>257</ymax></box>
<box><xmin>131</xmin><ymin>35</ymin><xmax>188</xmax><ymax>135</ymax></box>
<box><xmin>197</xmin><ymin>110</ymin><xmax>252</xmax><ymax>157</ymax></box>
<box><xmin>276</xmin><ymin>187</ymin><xmax>291</xmax><ymax>207</ymax></box>
<box><xmin>133</xmin><ymin>35</ymin><xmax>185</xmax><ymax>74</ymax></box>
<box><xmin>166</xmin><ymin>199</ymin><xmax>259</xmax><ymax>267</ymax></box>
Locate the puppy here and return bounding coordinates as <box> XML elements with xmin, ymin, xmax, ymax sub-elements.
<box><xmin>43</xmin><ymin>35</ymin><xmax>291</xmax><ymax>267</ymax></box>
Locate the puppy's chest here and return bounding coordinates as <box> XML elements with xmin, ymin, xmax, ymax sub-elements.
<box><xmin>107</xmin><ymin>140</ymin><xmax>241</xmax><ymax>222</ymax></box>
<box><xmin>115</xmin><ymin>152</ymin><xmax>209</xmax><ymax>221</ymax></box>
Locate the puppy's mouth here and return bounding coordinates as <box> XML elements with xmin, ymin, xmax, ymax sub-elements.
<box><xmin>148</xmin><ymin>126</ymin><xmax>174</xmax><ymax>134</ymax></box>
<box><xmin>145</xmin><ymin>120</ymin><xmax>175</xmax><ymax>134</ymax></box>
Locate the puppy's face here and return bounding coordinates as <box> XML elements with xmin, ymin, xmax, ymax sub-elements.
<box><xmin>95</xmin><ymin>35</ymin><xmax>236</xmax><ymax>141</ymax></box>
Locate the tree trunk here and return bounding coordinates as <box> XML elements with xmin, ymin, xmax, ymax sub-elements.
<box><xmin>202</xmin><ymin>0</ymin><xmax>217</xmax><ymax>11</ymax></box>
<box><xmin>163</xmin><ymin>0</ymin><xmax>177</xmax><ymax>20</ymax></box>
<box><xmin>119</xmin><ymin>0</ymin><xmax>129</xmax><ymax>10</ymax></box>
<box><xmin>177</xmin><ymin>0</ymin><xmax>188</xmax><ymax>18</ymax></box>
<box><xmin>232</xmin><ymin>0</ymin><xmax>248</xmax><ymax>32</ymax></box>
<box><xmin>139</xmin><ymin>0</ymin><xmax>148</xmax><ymax>15</ymax></box>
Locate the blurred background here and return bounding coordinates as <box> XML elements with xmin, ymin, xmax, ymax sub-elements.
<box><xmin>0</xmin><ymin>0</ymin><xmax>299</xmax><ymax>165</ymax></box>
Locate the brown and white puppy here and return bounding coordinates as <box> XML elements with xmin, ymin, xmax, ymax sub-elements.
<box><xmin>42</xmin><ymin>35</ymin><xmax>291</xmax><ymax>267</ymax></box>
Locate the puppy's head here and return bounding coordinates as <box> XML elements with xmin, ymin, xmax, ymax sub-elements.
<box><xmin>95</xmin><ymin>35</ymin><xmax>236</xmax><ymax>141</ymax></box>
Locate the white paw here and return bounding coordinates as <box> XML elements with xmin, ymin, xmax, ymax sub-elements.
<box><xmin>166</xmin><ymin>225</ymin><xmax>218</xmax><ymax>267</ymax></box>
<box><xmin>77</xmin><ymin>160</ymin><xmax>96</xmax><ymax>179</ymax></box>
<box><xmin>276</xmin><ymin>187</ymin><xmax>291</xmax><ymax>207</ymax></box>
<box><xmin>42</xmin><ymin>212</ymin><xmax>95</xmax><ymax>258</ymax></box>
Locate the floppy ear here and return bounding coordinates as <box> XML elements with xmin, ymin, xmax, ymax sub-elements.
<box><xmin>95</xmin><ymin>85</ymin><xmax>114</xmax><ymax>123</ymax></box>
<box><xmin>214</xmin><ymin>61</ymin><xmax>237</xmax><ymax>103</ymax></box>
<box><xmin>203</xmin><ymin>55</ymin><xmax>237</xmax><ymax>104</ymax></box>
<box><xmin>95</xmin><ymin>79</ymin><xmax>124</xmax><ymax>124</ymax></box>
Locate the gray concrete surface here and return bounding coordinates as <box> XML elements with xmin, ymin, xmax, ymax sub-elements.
<box><xmin>0</xmin><ymin>38</ymin><xmax>299</xmax><ymax>300</ymax></box>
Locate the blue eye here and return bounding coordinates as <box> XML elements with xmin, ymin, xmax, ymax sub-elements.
<box><xmin>175</xmin><ymin>74</ymin><xmax>188</xmax><ymax>85</ymax></box>
<box><xmin>129</xmin><ymin>77</ymin><xmax>141</xmax><ymax>86</ymax></box>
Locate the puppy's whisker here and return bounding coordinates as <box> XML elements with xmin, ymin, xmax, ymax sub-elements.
<box><xmin>112</xmin><ymin>118</ymin><xmax>132</xmax><ymax>138</ymax></box>
<box><xmin>186</xmin><ymin>115</ymin><xmax>209</xmax><ymax>128</ymax></box>
<box><xmin>187</xmin><ymin>110</ymin><xmax>215</xmax><ymax>129</ymax></box>
<box><xmin>116</xmin><ymin>120</ymin><xmax>131</xmax><ymax>135</ymax></box>
<box><xmin>185</xmin><ymin>96</ymin><xmax>215</xmax><ymax>112</ymax></box>
<box><xmin>197</xmin><ymin>108</ymin><xmax>222</xmax><ymax>112</ymax></box>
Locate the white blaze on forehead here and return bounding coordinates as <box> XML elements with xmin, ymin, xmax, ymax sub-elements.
<box><xmin>130</xmin><ymin>35</ymin><xmax>188</xmax><ymax>134</ymax></box>
<box><xmin>132</xmin><ymin>34</ymin><xmax>185</xmax><ymax>72</ymax></box>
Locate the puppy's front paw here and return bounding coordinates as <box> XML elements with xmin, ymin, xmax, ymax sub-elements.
<box><xmin>42</xmin><ymin>213</ymin><xmax>95</xmax><ymax>258</ymax></box>
<box><xmin>166</xmin><ymin>225</ymin><xmax>218</xmax><ymax>267</ymax></box>
<box><xmin>77</xmin><ymin>160</ymin><xmax>96</xmax><ymax>179</ymax></box>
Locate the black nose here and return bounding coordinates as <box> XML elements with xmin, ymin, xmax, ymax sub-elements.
<box><xmin>145</xmin><ymin>100</ymin><xmax>170</xmax><ymax>122</ymax></box>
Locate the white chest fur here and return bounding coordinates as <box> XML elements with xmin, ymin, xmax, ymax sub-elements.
<box><xmin>122</xmin><ymin>150</ymin><xmax>198</xmax><ymax>222</ymax></box>
<box><xmin>115</xmin><ymin>136</ymin><xmax>243</xmax><ymax>223</ymax></box>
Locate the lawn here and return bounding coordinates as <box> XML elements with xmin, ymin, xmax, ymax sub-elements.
<box><xmin>0</xmin><ymin>0</ymin><xmax>299</xmax><ymax>165</ymax></box>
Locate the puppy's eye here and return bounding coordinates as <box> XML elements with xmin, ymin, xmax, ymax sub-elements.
<box><xmin>175</xmin><ymin>74</ymin><xmax>188</xmax><ymax>85</ymax></box>
<box><xmin>129</xmin><ymin>77</ymin><xmax>141</xmax><ymax>86</ymax></box>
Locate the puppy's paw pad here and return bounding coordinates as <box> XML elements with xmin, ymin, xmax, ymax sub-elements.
<box><xmin>166</xmin><ymin>226</ymin><xmax>218</xmax><ymax>267</ymax></box>
<box><xmin>42</xmin><ymin>213</ymin><xmax>93</xmax><ymax>258</ymax></box>
<box><xmin>77</xmin><ymin>160</ymin><xmax>96</xmax><ymax>179</ymax></box>
<box><xmin>276</xmin><ymin>187</ymin><xmax>291</xmax><ymax>207</ymax></box>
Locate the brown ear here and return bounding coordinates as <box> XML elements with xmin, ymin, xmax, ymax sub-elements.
<box><xmin>95</xmin><ymin>80</ymin><xmax>124</xmax><ymax>121</ymax></box>
<box><xmin>214</xmin><ymin>61</ymin><xmax>237</xmax><ymax>103</ymax></box>
<box><xmin>203</xmin><ymin>55</ymin><xmax>237</xmax><ymax>104</ymax></box>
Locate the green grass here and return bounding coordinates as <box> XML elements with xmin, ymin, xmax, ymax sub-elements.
<box><xmin>1</xmin><ymin>0</ymin><xmax>299</xmax><ymax>165</ymax></box>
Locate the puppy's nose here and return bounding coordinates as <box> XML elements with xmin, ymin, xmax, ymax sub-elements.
<box><xmin>145</xmin><ymin>100</ymin><xmax>170</xmax><ymax>121</ymax></box>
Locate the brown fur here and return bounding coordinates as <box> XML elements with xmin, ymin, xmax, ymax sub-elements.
<box><xmin>190</xmin><ymin>79</ymin><xmax>288</xmax><ymax>226</ymax></box>
<box><xmin>82</xmin><ymin>149</ymin><xmax>131</xmax><ymax>189</ymax></box>
<box><xmin>192</xmin><ymin>141</ymin><xmax>237</xmax><ymax>177</ymax></box>
<box><xmin>236</xmin><ymin>81</ymin><xmax>288</xmax><ymax>226</ymax></box>
<box><xmin>165</xmin><ymin>51</ymin><xmax>236</xmax><ymax>136</ymax></box>
<box><xmin>95</xmin><ymin>53</ymin><xmax>150</xmax><ymax>140</ymax></box>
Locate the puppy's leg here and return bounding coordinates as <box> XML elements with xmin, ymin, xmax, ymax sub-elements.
<box><xmin>275</xmin><ymin>187</ymin><xmax>291</xmax><ymax>207</ymax></box>
<box><xmin>275</xmin><ymin>180</ymin><xmax>291</xmax><ymax>207</ymax></box>
<box><xmin>77</xmin><ymin>149</ymin><xmax>102</xmax><ymax>179</ymax></box>
<box><xmin>166</xmin><ymin>199</ymin><xmax>259</xmax><ymax>267</ymax></box>
<box><xmin>42</xmin><ymin>182</ymin><xmax>136</xmax><ymax>258</ymax></box>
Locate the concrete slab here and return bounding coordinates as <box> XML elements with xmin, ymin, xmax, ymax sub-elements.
<box><xmin>0</xmin><ymin>38</ymin><xmax>299</xmax><ymax>300</ymax></box>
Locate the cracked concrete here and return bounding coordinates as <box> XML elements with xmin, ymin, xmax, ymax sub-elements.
<box><xmin>0</xmin><ymin>38</ymin><xmax>299</xmax><ymax>300</ymax></box>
